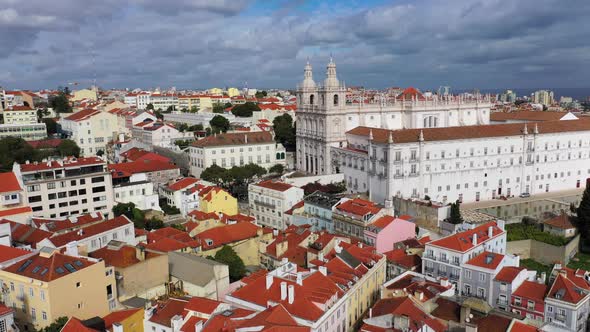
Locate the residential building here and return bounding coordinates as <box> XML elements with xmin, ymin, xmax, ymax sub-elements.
<box><xmin>184</xmin><ymin>210</ymin><xmax>223</xmax><ymax>236</ymax></box>
<box><xmin>3</xmin><ymin>106</ymin><xmax>37</xmax><ymax>124</ymax></box>
<box><xmin>380</xmin><ymin>270</ymin><xmax>455</xmax><ymax>302</ymax></box>
<box><xmin>292</xmin><ymin>191</ymin><xmax>340</xmax><ymax>232</ymax></box>
<box><xmin>261</xmin><ymin>225</ymin><xmax>314</xmax><ymax>269</ymax></box>
<box><xmin>544</xmin><ymin>265</ymin><xmax>590</xmax><ymax>331</ymax></box>
<box><xmin>499</xmin><ymin>89</ymin><xmax>517</xmax><ymax>103</ymax></box>
<box><xmin>0</xmin><ymin>303</ymin><xmax>16</xmax><ymax>332</ymax></box>
<box><xmin>494</xmin><ymin>265</ymin><xmax>538</xmax><ymax>312</ymax></box>
<box><xmin>143</xmin><ymin>296</ymin><xmax>231</xmax><ymax>332</ymax></box>
<box><xmin>112</xmin><ymin>171</ymin><xmax>161</xmax><ymax>211</ymax></box>
<box><xmin>13</xmin><ymin>157</ymin><xmax>115</xmax><ymax>218</ymax></box>
<box><xmin>195</xmin><ymin>221</ymin><xmax>265</xmax><ymax>266</ymax></box>
<box><xmin>332</xmin><ymin>198</ymin><xmax>384</xmax><ymax>240</ymax></box>
<box><xmin>131</xmin><ymin>121</ymin><xmax>188</xmax><ymax>148</ymax></box>
<box><xmin>0</xmin><ymin>171</ymin><xmax>32</xmax><ymax>223</ymax></box>
<box><xmin>31</xmin><ymin>212</ymin><xmax>104</xmax><ymax>235</ymax></box>
<box><xmin>198</xmin><ymin>186</ymin><xmax>238</xmax><ymax>215</ymax></box>
<box><xmin>102</xmin><ymin>307</ymin><xmax>144</xmax><ymax>332</ymax></box>
<box><xmin>188</xmin><ymin>131</ymin><xmax>287</xmax><ymax>177</ymax></box>
<box><xmin>72</xmin><ymin>88</ymin><xmax>98</xmax><ymax>102</ymax></box>
<box><xmin>363</xmin><ymin>215</ymin><xmax>415</xmax><ymax>253</ymax></box>
<box><xmin>248</xmin><ymin>180</ymin><xmax>304</xmax><ymax>230</ymax></box>
<box><xmin>532</xmin><ymin>90</ymin><xmax>554</xmax><ymax>106</ymax></box>
<box><xmin>333</xmin><ymin>119</ymin><xmax>590</xmax><ymax>204</ymax></box>
<box><xmin>159</xmin><ymin>177</ymin><xmax>202</xmax><ymax>216</ymax></box>
<box><xmin>511</xmin><ymin>279</ymin><xmax>548</xmax><ymax>322</ymax></box>
<box><xmin>0</xmin><ymin>248</ymin><xmax>117</xmax><ymax>330</ymax></box>
<box><xmin>543</xmin><ymin>213</ymin><xmax>577</xmax><ymax>238</ymax></box>
<box><xmin>124</xmin><ymin>92</ymin><xmax>139</xmax><ymax>107</ymax></box>
<box><xmin>361</xmin><ymin>296</ymin><xmax>446</xmax><ymax>331</ymax></box>
<box><xmin>37</xmin><ymin>215</ymin><xmax>135</xmax><ymax>252</ymax></box>
<box><xmin>0</xmin><ymin>219</ymin><xmax>53</xmax><ymax>249</ymax></box>
<box><xmin>60</xmin><ymin>109</ymin><xmax>119</xmax><ymax>156</ymax></box>
<box><xmin>0</xmin><ymin>123</ymin><xmax>48</xmax><ymax>141</ymax></box>
<box><xmin>108</xmin><ymin>159</ymin><xmax>180</xmax><ymax>187</ymax></box>
<box><xmin>168</xmin><ymin>252</ymin><xmax>229</xmax><ymax>300</ymax></box>
<box><xmin>422</xmin><ymin>221</ymin><xmax>507</xmax><ymax>291</ymax></box>
<box><xmin>383</xmin><ymin>237</ymin><xmax>427</xmax><ymax>278</ymax></box>
<box><xmin>295</xmin><ymin>60</ymin><xmax>493</xmax><ymax>175</ymax></box>
<box><xmin>89</xmin><ymin>241</ymin><xmax>169</xmax><ymax>301</ymax></box>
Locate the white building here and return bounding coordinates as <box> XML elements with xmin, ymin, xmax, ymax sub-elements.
<box><xmin>248</xmin><ymin>180</ymin><xmax>304</xmax><ymax>230</ymax></box>
<box><xmin>188</xmin><ymin>131</ymin><xmax>287</xmax><ymax>177</ymax></box>
<box><xmin>332</xmin><ymin>118</ymin><xmax>590</xmax><ymax>204</ymax></box>
<box><xmin>295</xmin><ymin>59</ymin><xmax>493</xmax><ymax>175</ymax></box>
<box><xmin>158</xmin><ymin>177</ymin><xmax>203</xmax><ymax>216</ymax></box>
<box><xmin>3</xmin><ymin>106</ymin><xmax>37</xmax><ymax>124</ymax></box>
<box><xmin>0</xmin><ymin>123</ymin><xmax>47</xmax><ymax>141</ymax></box>
<box><xmin>131</xmin><ymin>121</ymin><xmax>189</xmax><ymax>148</ymax></box>
<box><xmin>532</xmin><ymin>90</ymin><xmax>554</xmax><ymax>106</ymax></box>
<box><xmin>112</xmin><ymin>172</ymin><xmax>161</xmax><ymax>211</ymax></box>
<box><xmin>60</xmin><ymin>109</ymin><xmax>120</xmax><ymax>156</ymax></box>
<box><xmin>124</xmin><ymin>93</ymin><xmax>138</xmax><ymax>107</ymax></box>
<box><xmin>13</xmin><ymin>157</ymin><xmax>115</xmax><ymax>218</ymax></box>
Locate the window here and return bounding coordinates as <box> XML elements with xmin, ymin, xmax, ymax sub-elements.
<box><xmin>465</xmin><ymin>270</ymin><xmax>471</xmax><ymax>279</ymax></box>
<box><xmin>91</xmin><ymin>176</ymin><xmax>104</xmax><ymax>183</ymax></box>
<box><xmin>76</xmin><ymin>282</ymin><xmax>81</xmax><ymax>288</ymax></box>
<box><xmin>479</xmin><ymin>272</ymin><xmax>485</xmax><ymax>281</ymax></box>
<box><xmin>42</xmin><ymin>311</ymin><xmax>47</xmax><ymax>320</ymax></box>
<box><xmin>40</xmin><ymin>290</ymin><xmax>45</xmax><ymax>301</ymax></box>
<box><xmin>92</xmin><ymin>186</ymin><xmax>106</xmax><ymax>193</ymax></box>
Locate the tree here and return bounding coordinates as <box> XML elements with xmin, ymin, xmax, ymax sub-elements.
<box><xmin>201</xmin><ymin>164</ymin><xmax>230</xmax><ymax>184</ymax></box>
<box><xmin>113</xmin><ymin>202</ymin><xmax>146</xmax><ymax>228</ymax></box>
<box><xmin>212</xmin><ymin>103</ymin><xmax>225</xmax><ymax>114</ymax></box>
<box><xmin>145</xmin><ymin>217</ymin><xmax>164</xmax><ymax>231</ymax></box>
<box><xmin>56</xmin><ymin>139</ymin><xmax>80</xmax><ymax>157</ymax></box>
<box><xmin>167</xmin><ymin>105</ymin><xmax>175</xmax><ymax>112</ymax></box>
<box><xmin>255</xmin><ymin>90</ymin><xmax>268</xmax><ymax>98</ymax></box>
<box><xmin>170</xmin><ymin>223</ymin><xmax>185</xmax><ymax>231</ymax></box>
<box><xmin>448</xmin><ymin>200</ymin><xmax>464</xmax><ymax>224</ymax></box>
<box><xmin>273</xmin><ymin>113</ymin><xmax>296</xmax><ymax>150</ymax></box>
<box><xmin>268</xmin><ymin>164</ymin><xmax>285</xmax><ymax>174</ymax></box>
<box><xmin>37</xmin><ymin>108</ymin><xmax>50</xmax><ymax>121</ymax></box>
<box><xmin>39</xmin><ymin>316</ymin><xmax>68</xmax><ymax>332</ymax></box>
<box><xmin>146</xmin><ymin>103</ymin><xmax>155</xmax><ymax>110</ymax></box>
<box><xmin>231</xmin><ymin>102</ymin><xmax>260</xmax><ymax>117</ymax></box>
<box><xmin>576</xmin><ymin>185</ymin><xmax>590</xmax><ymax>240</ymax></box>
<box><xmin>43</xmin><ymin>118</ymin><xmax>58</xmax><ymax>135</ymax></box>
<box><xmin>210</xmin><ymin>115</ymin><xmax>230</xmax><ymax>133</ymax></box>
<box><xmin>49</xmin><ymin>87</ymin><xmax>72</xmax><ymax>113</ymax></box>
<box><xmin>96</xmin><ymin>149</ymin><xmax>105</xmax><ymax>157</ymax></box>
<box><xmin>243</xmin><ymin>163</ymin><xmax>267</xmax><ymax>180</ymax></box>
<box><xmin>0</xmin><ymin>137</ymin><xmax>37</xmax><ymax>171</ymax></box>
<box><xmin>214</xmin><ymin>245</ymin><xmax>246</xmax><ymax>282</ymax></box>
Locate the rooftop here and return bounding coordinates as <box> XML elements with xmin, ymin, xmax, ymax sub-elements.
<box><xmin>544</xmin><ymin>214</ymin><xmax>575</xmax><ymax>230</ymax></box>
<box><xmin>428</xmin><ymin>221</ymin><xmax>503</xmax><ymax>252</ymax></box>
<box><xmin>46</xmin><ymin>216</ymin><xmax>132</xmax><ymax>248</ymax></box>
<box><xmin>464</xmin><ymin>251</ymin><xmax>505</xmax><ymax>270</ymax></box>
<box><xmin>192</xmin><ymin>131</ymin><xmax>274</xmax><ymax>148</ymax></box>
<box><xmin>254</xmin><ymin>180</ymin><xmax>295</xmax><ymax>192</ymax></box>
<box><xmin>3</xmin><ymin>251</ymin><xmax>95</xmax><ymax>282</ymax></box>
<box><xmin>335</xmin><ymin>198</ymin><xmax>381</xmax><ymax>217</ymax></box>
<box><xmin>0</xmin><ymin>172</ymin><xmax>22</xmax><ymax>193</ymax></box>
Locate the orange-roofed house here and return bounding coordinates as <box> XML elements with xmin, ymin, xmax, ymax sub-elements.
<box><xmin>363</xmin><ymin>215</ymin><xmax>415</xmax><ymax>253</ymax></box>
<box><xmin>544</xmin><ymin>265</ymin><xmax>590</xmax><ymax>331</ymax></box>
<box><xmin>493</xmin><ymin>266</ymin><xmax>537</xmax><ymax>313</ymax></box>
<box><xmin>185</xmin><ymin>210</ymin><xmax>222</xmax><ymax>236</ymax></box>
<box><xmin>0</xmin><ymin>249</ymin><xmax>117</xmax><ymax>330</ymax></box>
<box><xmin>0</xmin><ymin>303</ymin><xmax>16</xmax><ymax>332</ymax></box>
<box><xmin>333</xmin><ymin>198</ymin><xmax>384</xmax><ymax>240</ymax></box>
<box><xmin>543</xmin><ymin>213</ymin><xmax>577</xmax><ymax>238</ymax></box>
<box><xmin>159</xmin><ymin>177</ymin><xmax>203</xmax><ymax>216</ymax></box>
<box><xmin>0</xmin><ymin>171</ymin><xmax>31</xmax><ymax>224</ymax></box>
<box><xmin>423</xmin><ymin>221</ymin><xmax>507</xmax><ymax>296</ymax></box>
<box><xmin>195</xmin><ymin>221</ymin><xmax>265</xmax><ymax>266</ymax></box>
<box><xmin>103</xmin><ymin>307</ymin><xmax>144</xmax><ymax>332</ymax></box>
<box><xmin>248</xmin><ymin>180</ymin><xmax>304</xmax><ymax>230</ymax></box>
<box><xmin>60</xmin><ymin>108</ymin><xmax>119</xmax><ymax>156</ymax></box>
<box><xmin>198</xmin><ymin>186</ymin><xmax>238</xmax><ymax>215</ymax></box>
<box><xmin>3</xmin><ymin>105</ymin><xmax>37</xmax><ymax>124</ymax></box>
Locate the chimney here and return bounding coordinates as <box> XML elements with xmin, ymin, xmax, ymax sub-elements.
<box><xmin>135</xmin><ymin>246</ymin><xmax>146</xmax><ymax>261</ymax></box>
<box><xmin>119</xmin><ymin>133</ymin><xmax>125</xmax><ymax>142</ymax></box>
<box><xmin>318</xmin><ymin>252</ymin><xmax>324</xmax><ymax>261</ymax></box>
<box><xmin>555</xmin><ymin>263</ymin><xmax>562</xmax><ymax>270</ymax></box>
<box><xmin>144</xmin><ymin>307</ymin><xmax>154</xmax><ymax>320</ymax></box>
<box><xmin>472</xmin><ymin>234</ymin><xmax>477</xmax><ymax>246</ymax></box>
<box><xmin>195</xmin><ymin>320</ymin><xmax>203</xmax><ymax>332</ymax></box>
<box><xmin>440</xmin><ymin>277</ymin><xmax>449</xmax><ymax>288</ymax></box>
<box><xmin>273</xmin><ymin>229</ymin><xmax>279</xmax><ymax>237</ymax></box>
<box><xmin>266</xmin><ymin>274</ymin><xmax>274</xmax><ymax>289</ymax></box>
<box><xmin>171</xmin><ymin>315</ymin><xmax>183</xmax><ymax>332</ymax></box>
<box><xmin>244</xmin><ymin>134</ymin><xmax>248</xmax><ymax>144</ymax></box>
<box><xmin>488</xmin><ymin>226</ymin><xmax>493</xmax><ymax>238</ymax></box>
<box><xmin>319</xmin><ymin>266</ymin><xmax>327</xmax><ymax>276</ymax></box>
<box><xmin>414</xmin><ymin>290</ymin><xmax>424</xmax><ymax>301</ymax></box>
<box><xmin>369</xmin><ymin>308</ymin><xmax>373</xmax><ymax>318</ymax></box>
<box><xmin>280</xmin><ymin>282</ymin><xmax>287</xmax><ymax>300</ymax></box>
<box><xmin>112</xmin><ymin>322</ymin><xmax>123</xmax><ymax>332</ymax></box>
<box><xmin>288</xmin><ymin>285</ymin><xmax>295</xmax><ymax>304</ymax></box>
<box><xmin>335</xmin><ymin>245</ymin><xmax>342</xmax><ymax>254</ymax></box>
<box><xmin>359</xmin><ymin>242</ymin><xmax>363</xmax><ymax>249</ymax></box>
<box><xmin>65</xmin><ymin>241</ymin><xmax>79</xmax><ymax>257</ymax></box>
<box><xmin>296</xmin><ymin>272</ymin><xmax>303</xmax><ymax>286</ymax></box>
<box><xmin>540</xmin><ymin>272</ymin><xmax>547</xmax><ymax>284</ymax></box>
<box><xmin>513</xmin><ymin>254</ymin><xmax>520</xmax><ymax>267</ymax></box>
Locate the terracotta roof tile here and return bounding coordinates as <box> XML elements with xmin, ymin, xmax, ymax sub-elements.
<box><xmin>464</xmin><ymin>251</ymin><xmax>505</xmax><ymax>270</ymax></box>
<box><xmin>254</xmin><ymin>180</ymin><xmax>295</xmax><ymax>192</ymax></box>
<box><xmin>167</xmin><ymin>177</ymin><xmax>199</xmax><ymax>191</ymax></box>
<box><xmin>512</xmin><ymin>280</ymin><xmax>548</xmax><ymax>303</ymax></box>
<box><xmin>63</xmin><ymin>109</ymin><xmax>101</xmax><ymax>122</ymax></box>
<box><xmin>89</xmin><ymin>245</ymin><xmax>140</xmax><ymax>268</ymax></box>
<box><xmin>0</xmin><ymin>245</ymin><xmax>32</xmax><ymax>264</ymax></box>
<box><xmin>102</xmin><ymin>308</ymin><xmax>141</xmax><ymax>329</ymax></box>
<box><xmin>192</xmin><ymin>131</ymin><xmax>274</xmax><ymax>148</ymax></box>
<box><xmin>494</xmin><ymin>266</ymin><xmax>525</xmax><ymax>283</ymax></box>
<box><xmin>46</xmin><ymin>216</ymin><xmax>132</xmax><ymax>248</ymax></box>
<box><xmin>428</xmin><ymin>221</ymin><xmax>503</xmax><ymax>252</ymax></box>
<box><xmin>196</xmin><ymin>222</ymin><xmax>259</xmax><ymax>250</ymax></box>
<box><xmin>0</xmin><ymin>172</ymin><xmax>22</xmax><ymax>193</ymax></box>
<box><xmin>490</xmin><ymin>110</ymin><xmax>571</xmax><ymax>122</ymax></box>
<box><xmin>3</xmin><ymin>251</ymin><xmax>95</xmax><ymax>282</ymax></box>
<box><xmin>108</xmin><ymin>160</ymin><xmax>179</xmax><ymax>177</ymax></box>
<box><xmin>335</xmin><ymin>198</ymin><xmax>381</xmax><ymax>217</ymax></box>
<box><xmin>543</xmin><ymin>214</ymin><xmax>575</xmax><ymax>230</ymax></box>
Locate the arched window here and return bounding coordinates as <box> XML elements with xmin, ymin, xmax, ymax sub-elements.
<box><xmin>333</xmin><ymin>94</ymin><xmax>339</xmax><ymax>106</ymax></box>
<box><xmin>281</xmin><ymin>152</ymin><xmax>285</xmax><ymax>159</ymax></box>
<box><xmin>321</xmin><ymin>95</ymin><xmax>325</xmax><ymax>105</ymax></box>
<box><xmin>310</xmin><ymin>94</ymin><xmax>314</xmax><ymax>105</ymax></box>
<box><xmin>276</xmin><ymin>152</ymin><xmax>281</xmax><ymax>159</ymax></box>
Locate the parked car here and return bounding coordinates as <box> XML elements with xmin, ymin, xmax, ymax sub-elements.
<box><xmin>519</xmin><ymin>192</ymin><xmax>531</xmax><ymax>198</ymax></box>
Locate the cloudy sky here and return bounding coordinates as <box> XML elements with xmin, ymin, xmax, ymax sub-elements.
<box><xmin>1</xmin><ymin>0</ymin><xmax>589</xmax><ymax>91</ymax></box>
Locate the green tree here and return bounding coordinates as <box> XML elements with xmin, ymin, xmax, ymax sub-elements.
<box><xmin>37</xmin><ymin>108</ymin><xmax>50</xmax><ymax>122</ymax></box>
<box><xmin>212</xmin><ymin>103</ymin><xmax>225</xmax><ymax>114</ymax></box>
<box><xmin>49</xmin><ymin>87</ymin><xmax>72</xmax><ymax>113</ymax></box>
<box><xmin>190</xmin><ymin>106</ymin><xmax>198</xmax><ymax>113</ymax></box>
<box><xmin>146</xmin><ymin>103</ymin><xmax>155</xmax><ymax>110</ymax></box>
<box><xmin>273</xmin><ymin>113</ymin><xmax>296</xmax><ymax>150</ymax></box>
<box><xmin>56</xmin><ymin>139</ymin><xmax>80</xmax><ymax>157</ymax></box>
<box><xmin>448</xmin><ymin>200</ymin><xmax>464</xmax><ymax>224</ymax></box>
<box><xmin>145</xmin><ymin>217</ymin><xmax>164</xmax><ymax>231</ymax></box>
<box><xmin>243</xmin><ymin>163</ymin><xmax>267</xmax><ymax>180</ymax></box>
<box><xmin>96</xmin><ymin>149</ymin><xmax>104</xmax><ymax>157</ymax></box>
<box><xmin>201</xmin><ymin>164</ymin><xmax>230</xmax><ymax>184</ymax></box>
<box><xmin>0</xmin><ymin>137</ymin><xmax>37</xmax><ymax>171</ymax></box>
<box><xmin>170</xmin><ymin>223</ymin><xmax>185</xmax><ymax>231</ymax></box>
<box><xmin>43</xmin><ymin>118</ymin><xmax>58</xmax><ymax>135</ymax></box>
<box><xmin>224</xmin><ymin>102</ymin><xmax>233</xmax><ymax>109</ymax></box>
<box><xmin>39</xmin><ymin>316</ymin><xmax>68</xmax><ymax>332</ymax></box>
<box><xmin>576</xmin><ymin>185</ymin><xmax>590</xmax><ymax>239</ymax></box>
<box><xmin>255</xmin><ymin>90</ymin><xmax>268</xmax><ymax>98</ymax></box>
<box><xmin>268</xmin><ymin>164</ymin><xmax>285</xmax><ymax>174</ymax></box>
<box><xmin>210</xmin><ymin>115</ymin><xmax>230</xmax><ymax>133</ymax></box>
<box><xmin>167</xmin><ymin>105</ymin><xmax>175</xmax><ymax>112</ymax></box>
<box><xmin>213</xmin><ymin>245</ymin><xmax>246</xmax><ymax>282</ymax></box>
<box><xmin>231</xmin><ymin>102</ymin><xmax>260</xmax><ymax>117</ymax></box>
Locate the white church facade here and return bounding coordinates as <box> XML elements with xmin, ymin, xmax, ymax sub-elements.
<box><xmin>295</xmin><ymin>59</ymin><xmax>494</xmax><ymax>175</ymax></box>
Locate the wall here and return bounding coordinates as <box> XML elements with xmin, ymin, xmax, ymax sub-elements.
<box><xmin>393</xmin><ymin>197</ymin><xmax>449</xmax><ymax>229</ymax></box>
<box><xmin>507</xmin><ymin>234</ymin><xmax>580</xmax><ymax>265</ymax></box>
<box><xmin>117</xmin><ymin>308</ymin><xmax>144</xmax><ymax>332</ymax></box>
<box><xmin>283</xmin><ymin>173</ymin><xmax>344</xmax><ymax>188</ymax></box>
<box><xmin>118</xmin><ymin>254</ymin><xmax>169</xmax><ymax>301</ymax></box>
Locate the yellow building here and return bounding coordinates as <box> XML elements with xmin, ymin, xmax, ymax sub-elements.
<box><xmin>3</xmin><ymin>106</ymin><xmax>37</xmax><ymax>124</ymax></box>
<box><xmin>226</xmin><ymin>88</ymin><xmax>240</xmax><ymax>98</ymax></box>
<box><xmin>103</xmin><ymin>307</ymin><xmax>144</xmax><ymax>332</ymax></box>
<box><xmin>208</xmin><ymin>88</ymin><xmax>223</xmax><ymax>95</ymax></box>
<box><xmin>0</xmin><ymin>248</ymin><xmax>117</xmax><ymax>330</ymax></box>
<box><xmin>72</xmin><ymin>88</ymin><xmax>98</xmax><ymax>102</ymax></box>
<box><xmin>198</xmin><ymin>187</ymin><xmax>238</xmax><ymax>215</ymax></box>
<box><xmin>185</xmin><ymin>210</ymin><xmax>225</xmax><ymax>236</ymax></box>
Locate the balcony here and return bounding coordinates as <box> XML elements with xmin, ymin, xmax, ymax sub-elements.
<box><xmin>497</xmin><ymin>298</ymin><xmax>508</xmax><ymax>306</ymax></box>
<box><xmin>423</xmin><ymin>253</ymin><xmax>435</xmax><ymax>260</ymax></box>
<box><xmin>424</xmin><ymin>266</ymin><xmax>434</xmax><ymax>273</ymax></box>
<box><xmin>409</xmin><ymin>172</ymin><xmax>419</xmax><ymax>177</ymax></box>
<box><xmin>449</xmin><ymin>274</ymin><xmax>460</xmax><ymax>281</ymax></box>
<box><xmin>439</xmin><ymin>256</ymin><xmax>449</xmax><ymax>263</ymax></box>
<box><xmin>451</xmin><ymin>260</ymin><xmax>461</xmax><ymax>266</ymax></box>
<box><xmin>555</xmin><ymin>314</ymin><xmax>566</xmax><ymax>324</ymax></box>
<box><xmin>254</xmin><ymin>199</ymin><xmax>276</xmax><ymax>209</ymax></box>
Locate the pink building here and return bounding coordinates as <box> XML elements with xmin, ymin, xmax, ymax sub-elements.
<box><xmin>364</xmin><ymin>215</ymin><xmax>415</xmax><ymax>253</ymax></box>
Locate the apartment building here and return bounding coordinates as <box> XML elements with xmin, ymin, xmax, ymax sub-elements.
<box><xmin>3</xmin><ymin>106</ymin><xmax>37</xmax><ymax>124</ymax></box>
<box><xmin>108</xmin><ymin>159</ymin><xmax>180</xmax><ymax>187</ymax></box>
<box><xmin>510</xmin><ymin>279</ymin><xmax>548</xmax><ymax>322</ymax></box>
<box><xmin>0</xmin><ymin>304</ymin><xmax>16</xmax><ymax>332</ymax></box>
<box><xmin>248</xmin><ymin>180</ymin><xmax>304</xmax><ymax>230</ymax></box>
<box><xmin>333</xmin><ymin>118</ymin><xmax>590</xmax><ymax>204</ymax></box>
<box><xmin>159</xmin><ymin>177</ymin><xmax>202</xmax><ymax>216</ymax></box>
<box><xmin>0</xmin><ymin>248</ymin><xmax>117</xmax><ymax>330</ymax></box>
<box><xmin>188</xmin><ymin>131</ymin><xmax>287</xmax><ymax>177</ymax></box>
<box><xmin>292</xmin><ymin>191</ymin><xmax>341</xmax><ymax>232</ymax></box>
<box><xmin>131</xmin><ymin>121</ymin><xmax>188</xmax><ymax>148</ymax></box>
<box><xmin>0</xmin><ymin>172</ymin><xmax>32</xmax><ymax>223</ymax></box>
<box><xmin>544</xmin><ymin>266</ymin><xmax>590</xmax><ymax>331</ymax></box>
<box><xmin>422</xmin><ymin>221</ymin><xmax>507</xmax><ymax>292</ymax></box>
<box><xmin>60</xmin><ymin>109</ymin><xmax>119</xmax><ymax>156</ymax></box>
<box><xmin>111</xmin><ymin>170</ymin><xmax>161</xmax><ymax>211</ymax></box>
<box><xmin>332</xmin><ymin>198</ymin><xmax>384</xmax><ymax>240</ymax></box>
<box><xmin>0</xmin><ymin>123</ymin><xmax>48</xmax><ymax>141</ymax></box>
<box><xmin>13</xmin><ymin>157</ymin><xmax>115</xmax><ymax>218</ymax></box>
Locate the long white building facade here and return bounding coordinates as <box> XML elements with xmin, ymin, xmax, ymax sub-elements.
<box><xmin>295</xmin><ymin>60</ymin><xmax>493</xmax><ymax>175</ymax></box>
<box><xmin>332</xmin><ymin>118</ymin><xmax>590</xmax><ymax>204</ymax></box>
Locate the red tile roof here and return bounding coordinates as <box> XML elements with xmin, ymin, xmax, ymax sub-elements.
<box><xmin>89</xmin><ymin>245</ymin><xmax>140</xmax><ymax>268</ymax></box>
<box><xmin>490</xmin><ymin>110</ymin><xmax>570</xmax><ymax>122</ymax></box>
<box><xmin>368</xmin><ymin>297</ymin><xmax>445</xmax><ymax>331</ymax></box>
<box><xmin>347</xmin><ymin>119</ymin><xmax>590</xmax><ymax>144</ymax></box>
<box><xmin>464</xmin><ymin>251</ymin><xmax>505</xmax><ymax>270</ymax></box>
<box><xmin>63</xmin><ymin>109</ymin><xmax>101</xmax><ymax>122</ymax></box>
<box><xmin>121</xmin><ymin>147</ymin><xmax>171</xmax><ymax>163</ymax></box>
<box><xmin>0</xmin><ymin>303</ymin><xmax>12</xmax><ymax>317</ymax></box>
<box><xmin>145</xmin><ymin>237</ymin><xmax>194</xmax><ymax>253</ymax></box>
<box><xmin>495</xmin><ymin>266</ymin><xmax>525</xmax><ymax>283</ymax></box>
<box><xmin>32</xmin><ymin>212</ymin><xmax>104</xmax><ymax>233</ymax></box>
<box><xmin>547</xmin><ymin>273</ymin><xmax>587</xmax><ymax>304</ymax></box>
<box><xmin>383</xmin><ymin>249</ymin><xmax>421</xmax><ymax>269</ymax></box>
<box><xmin>236</xmin><ymin>304</ymin><xmax>308</xmax><ymax>331</ymax></box>
<box><xmin>20</xmin><ymin>157</ymin><xmax>104</xmax><ymax>173</ymax></box>
<box><xmin>187</xmin><ymin>210</ymin><xmax>219</xmax><ymax>221</ymax></box>
<box><xmin>192</xmin><ymin>131</ymin><xmax>274</xmax><ymax>148</ymax></box>
<box><xmin>196</xmin><ymin>222</ymin><xmax>259</xmax><ymax>250</ymax></box>
<box><xmin>26</xmin><ymin>138</ymin><xmax>63</xmax><ymax>149</ymax></box>
<box><xmin>0</xmin><ymin>245</ymin><xmax>32</xmax><ymax>264</ymax></box>
<box><xmin>103</xmin><ymin>308</ymin><xmax>141</xmax><ymax>329</ymax></box>
<box><xmin>507</xmin><ymin>321</ymin><xmax>539</xmax><ymax>332</ymax></box>
<box><xmin>46</xmin><ymin>216</ymin><xmax>132</xmax><ymax>247</ymax></box>
<box><xmin>335</xmin><ymin>198</ymin><xmax>381</xmax><ymax>217</ymax></box>
<box><xmin>184</xmin><ymin>297</ymin><xmax>223</xmax><ymax>315</ymax></box>
<box><xmin>396</xmin><ymin>87</ymin><xmax>425</xmax><ymax>101</ymax></box>
<box><xmin>180</xmin><ymin>316</ymin><xmax>207</xmax><ymax>332</ymax></box>
<box><xmin>0</xmin><ymin>172</ymin><xmax>22</xmax><ymax>193</ymax></box>
<box><xmin>61</xmin><ymin>317</ymin><xmax>99</xmax><ymax>332</ymax></box>
<box><xmin>3</xmin><ymin>251</ymin><xmax>95</xmax><ymax>282</ymax></box>
<box><xmin>544</xmin><ymin>214</ymin><xmax>575</xmax><ymax>230</ymax></box>
<box><xmin>108</xmin><ymin>160</ymin><xmax>179</xmax><ymax>177</ymax></box>
<box><xmin>148</xmin><ymin>298</ymin><xmax>187</xmax><ymax>327</ymax></box>
<box><xmin>0</xmin><ymin>219</ymin><xmax>52</xmax><ymax>247</ymax></box>
<box><xmin>6</xmin><ymin>105</ymin><xmax>34</xmax><ymax>112</ymax></box>
<box><xmin>428</xmin><ymin>221</ymin><xmax>503</xmax><ymax>252</ymax></box>
<box><xmin>255</xmin><ymin>180</ymin><xmax>295</xmax><ymax>192</ymax></box>
<box><xmin>168</xmin><ymin>177</ymin><xmax>199</xmax><ymax>191</ymax></box>
<box><xmin>368</xmin><ymin>215</ymin><xmax>395</xmax><ymax>230</ymax></box>
<box><xmin>512</xmin><ymin>280</ymin><xmax>548</xmax><ymax>303</ymax></box>
<box><xmin>0</xmin><ymin>206</ymin><xmax>32</xmax><ymax>218</ymax></box>
<box><xmin>384</xmin><ymin>273</ymin><xmax>450</xmax><ymax>302</ymax></box>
